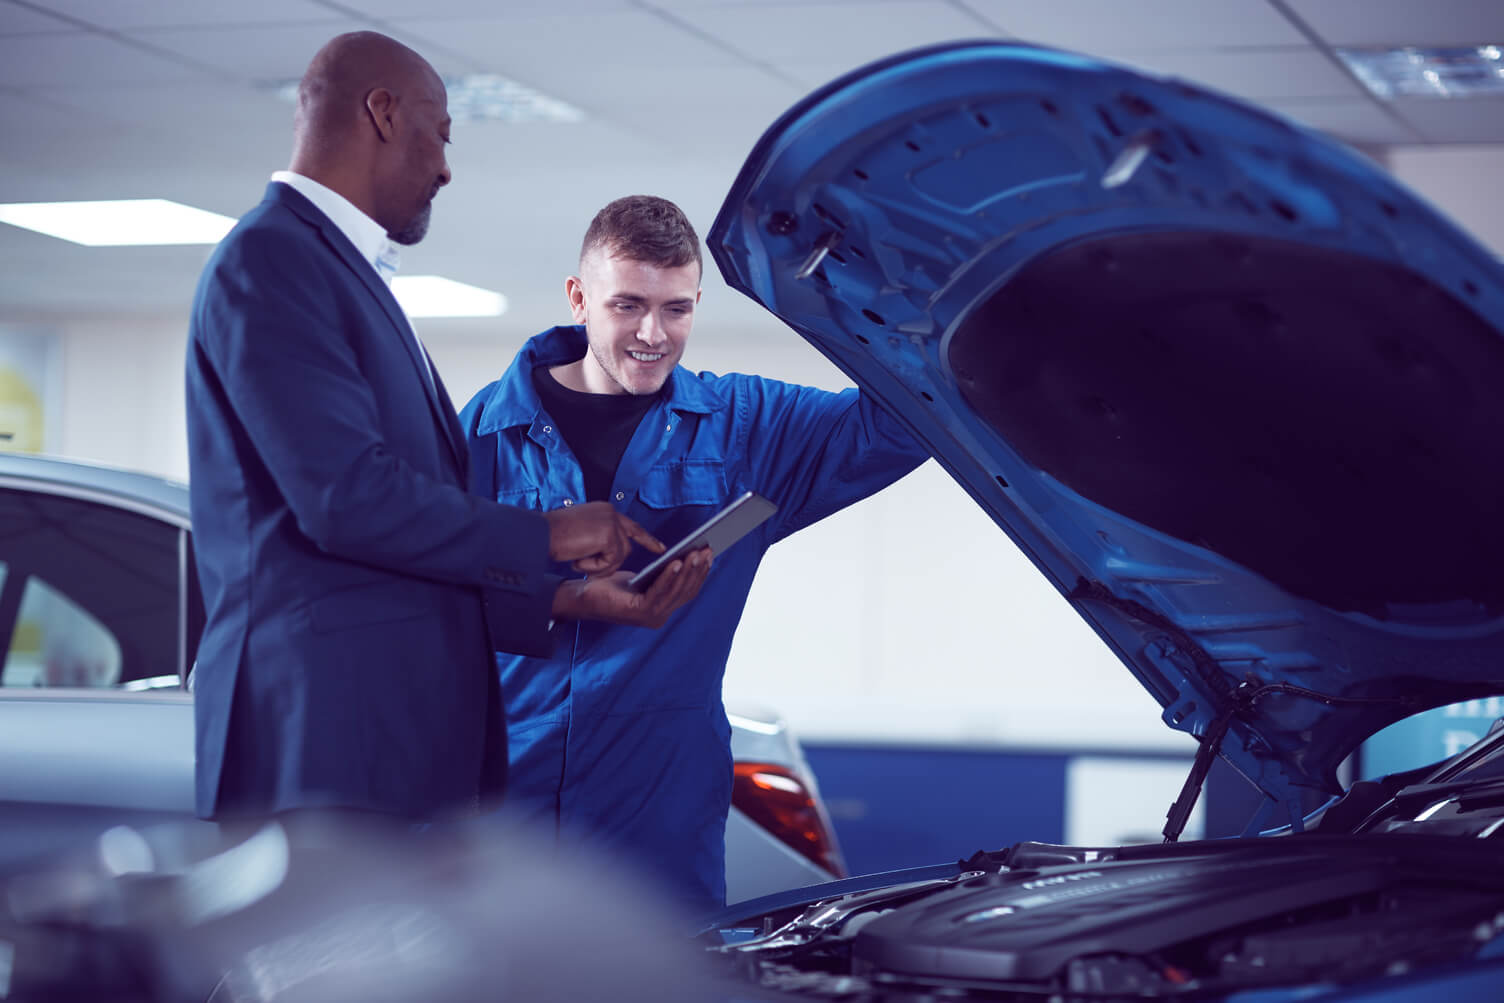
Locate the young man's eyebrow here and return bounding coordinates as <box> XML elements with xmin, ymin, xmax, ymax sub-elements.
<box><xmin>606</xmin><ymin>293</ymin><xmax>694</xmax><ymax>307</ymax></box>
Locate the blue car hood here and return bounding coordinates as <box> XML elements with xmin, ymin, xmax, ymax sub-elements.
<box><xmin>710</xmin><ymin>42</ymin><xmax>1504</xmax><ymax>820</ymax></box>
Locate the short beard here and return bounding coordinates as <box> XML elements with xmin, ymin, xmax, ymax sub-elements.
<box><xmin>587</xmin><ymin>341</ymin><xmax>667</xmax><ymax>396</ymax></box>
<box><xmin>388</xmin><ymin>203</ymin><xmax>432</xmax><ymax>246</ymax></box>
<box><xmin>588</xmin><ymin>340</ymin><xmax>633</xmax><ymax>394</ymax></box>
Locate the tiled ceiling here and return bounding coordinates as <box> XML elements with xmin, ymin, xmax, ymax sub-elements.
<box><xmin>1</xmin><ymin>0</ymin><xmax>1501</xmax><ymax>334</ymax></box>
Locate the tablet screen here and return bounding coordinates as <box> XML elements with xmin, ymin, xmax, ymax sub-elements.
<box><xmin>626</xmin><ymin>491</ymin><xmax>777</xmax><ymax>592</ymax></box>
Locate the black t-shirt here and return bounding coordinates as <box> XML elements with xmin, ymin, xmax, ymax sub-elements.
<box><xmin>532</xmin><ymin>365</ymin><xmax>660</xmax><ymax>502</ymax></box>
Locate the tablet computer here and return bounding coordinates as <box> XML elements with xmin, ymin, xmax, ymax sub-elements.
<box><xmin>626</xmin><ymin>491</ymin><xmax>777</xmax><ymax>592</ymax></box>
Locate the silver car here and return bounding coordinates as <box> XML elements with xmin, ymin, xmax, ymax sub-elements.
<box><xmin>0</xmin><ymin>452</ymin><xmax>842</xmax><ymax>904</ymax></box>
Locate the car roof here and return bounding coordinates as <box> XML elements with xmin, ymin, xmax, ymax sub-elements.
<box><xmin>0</xmin><ymin>453</ymin><xmax>189</xmax><ymax>526</ymax></box>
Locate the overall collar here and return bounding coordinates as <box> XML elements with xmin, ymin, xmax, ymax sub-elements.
<box><xmin>473</xmin><ymin>325</ymin><xmax>729</xmax><ymax>435</ymax></box>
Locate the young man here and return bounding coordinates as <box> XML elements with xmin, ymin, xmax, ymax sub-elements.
<box><xmin>460</xmin><ymin>196</ymin><xmax>927</xmax><ymax>912</ymax></box>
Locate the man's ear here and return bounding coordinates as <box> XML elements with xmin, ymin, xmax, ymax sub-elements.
<box><xmin>565</xmin><ymin>275</ymin><xmax>588</xmax><ymax>323</ymax></box>
<box><xmin>364</xmin><ymin>88</ymin><xmax>398</xmax><ymax>143</ymax></box>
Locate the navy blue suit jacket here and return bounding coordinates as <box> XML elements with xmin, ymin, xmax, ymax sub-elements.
<box><xmin>185</xmin><ymin>182</ymin><xmax>553</xmax><ymax>820</ymax></box>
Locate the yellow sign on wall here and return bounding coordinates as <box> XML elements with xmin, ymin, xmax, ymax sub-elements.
<box><xmin>0</xmin><ymin>331</ymin><xmax>58</xmax><ymax>454</ymax></box>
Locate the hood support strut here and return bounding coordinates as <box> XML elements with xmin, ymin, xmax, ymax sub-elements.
<box><xmin>1071</xmin><ymin>576</ymin><xmax>1243</xmax><ymax>842</ymax></box>
<box><xmin>1072</xmin><ymin>578</ymin><xmax>1429</xmax><ymax>841</ymax></box>
<box><xmin>1163</xmin><ymin>701</ymin><xmax>1237</xmax><ymax>843</ymax></box>
<box><xmin>1161</xmin><ymin>679</ymin><xmax>1432</xmax><ymax>842</ymax></box>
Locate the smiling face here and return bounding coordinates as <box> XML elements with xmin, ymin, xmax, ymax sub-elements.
<box><xmin>566</xmin><ymin>248</ymin><xmax>701</xmax><ymax>396</ymax></box>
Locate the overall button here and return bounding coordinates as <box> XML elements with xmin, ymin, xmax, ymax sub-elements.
<box><xmin>614</xmin><ymin>491</ymin><xmax>625</xmax><ymax>501</ymax></box>
<box><xmin>561</xmin><ymin>498</ymin><xmax>574</xmax><ymax>507</ymax></box>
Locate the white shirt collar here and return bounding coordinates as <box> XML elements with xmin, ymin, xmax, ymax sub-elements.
<box><xmin>271</xmin><ymin>170</ymin><xmax>401</xmax><ymax>284</ymax></box>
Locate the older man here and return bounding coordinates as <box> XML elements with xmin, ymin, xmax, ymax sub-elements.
<box><xmin>186</xmin><ymin>35</ymin><xmax>707</xmax><ymax>824</ymax></box>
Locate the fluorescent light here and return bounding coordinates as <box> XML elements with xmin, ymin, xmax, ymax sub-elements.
<box><xmin>273</xmin><ymin>73</ymin><xmax>584</xmax><ymax>124</ymax></box>
<box><xmin>0</xmin><ymin>199</ymin><xmax>236</xmax><ymax>246</ymax></box>
<box><xmin>444</xmin><ymin>73</ymin><xmax>585</xmax><ymax>124</ymax></box>
<box><xmin>1338</xmin><ymin>45</ymin><xmax>1504</xmax><ymax>99</ymax></box>
<box><xmin>391</xmin><ymin>275</ymin><xmax>507</xmax><ymax>318</ymax></box>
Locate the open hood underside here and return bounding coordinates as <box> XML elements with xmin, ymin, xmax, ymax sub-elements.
<box><xmin>710</xmin><ymin>42</ymin><xmax>1504</xmax><ymax>820</ymax></box>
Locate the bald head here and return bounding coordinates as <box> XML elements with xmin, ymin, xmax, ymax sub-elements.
<box><xmin>295</xmin><ymin>32</ymin><xmax>433</xmax><ymax>150</ymax></box>
<box><xmin>289</xmin><ymin>31</ymin><xmax>453</xmax><ymax>244</ymax></box>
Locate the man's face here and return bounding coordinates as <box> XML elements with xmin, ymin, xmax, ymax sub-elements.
<box><xmin>387</xmin><ymin>69</ymin><xmax>451</xmax><ymax>246</ymax></box>
<box><xmin>569</xmin><ymin>250</ymin><xmax>700</xmax><ymax>396</ymax></box>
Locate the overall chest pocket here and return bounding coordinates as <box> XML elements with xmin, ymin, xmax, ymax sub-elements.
<box><xmin>637</xmin><ymin>460</ymin><xmax>730</xmax><ymax>508</ymax></box>
<box><xmin>494</xmin><ymin>487</ymin><xmax>543</xmax><ymax>512</ymax></box>
<box><xmin>633</xmin><ymin>460</ymin><xmax>733</xmax><ymax>550</ymax></box>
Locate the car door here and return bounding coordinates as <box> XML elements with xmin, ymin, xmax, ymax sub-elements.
<box><xmin>0</xmin><ymin>475</ymin><xmax>204</xmax><ymax>871</ymax></box>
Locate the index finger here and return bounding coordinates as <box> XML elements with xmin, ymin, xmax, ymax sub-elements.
<box><xmin>617</xmin><ymin>513</ymin><xmax>665</xmax><ymax>554</ymax></box>
<box><xmin>572</xmin><ymin>553</ymin><xmax>617</xmax><ymax>574</ymax></box>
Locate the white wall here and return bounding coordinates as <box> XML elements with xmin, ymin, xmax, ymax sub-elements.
<box><xmin>1387</xmin><ymin>146</ymin><xmax>1504</xmax><ymax>256</ymax></box>
<box><xmin>53</xmin><ymin>317</ymin><xmax>189</xmax><ymax>480</ymax></box>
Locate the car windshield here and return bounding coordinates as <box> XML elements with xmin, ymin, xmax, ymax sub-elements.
<box><xmin>1442</xmin><ymin>723</ymin><xmax>1504</xmax><ymax>784</ymax></box>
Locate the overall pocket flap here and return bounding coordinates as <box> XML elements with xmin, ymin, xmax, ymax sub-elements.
<box><xmin>636</xmin><ymin>460</ymin><xmax>729</xmax><ymax>509</ymax></box>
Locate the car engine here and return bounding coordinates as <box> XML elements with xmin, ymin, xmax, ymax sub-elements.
<box><xmin>709</xmin><ymin>836</ymin><xmax>1504</xmax><ymax>1001</ymax></box>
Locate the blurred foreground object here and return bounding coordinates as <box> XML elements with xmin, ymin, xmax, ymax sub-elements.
<box><xmin>0</xmin><ymin>812</ymin><xmax>721</xmax><ymax>1002</ymax></box>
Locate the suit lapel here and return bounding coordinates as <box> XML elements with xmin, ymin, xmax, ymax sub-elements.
<box><xmin>430</xmin><ymin>366</ymin><xmax>470</xmax><ymax>484</ymax></box>
<box><xmin>272</xmin><ymin>184</ymin><xmax>468</xmax><ymax>475</ymax></box>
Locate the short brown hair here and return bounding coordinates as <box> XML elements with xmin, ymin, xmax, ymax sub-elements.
<box><xmin>580</xmin><ymin>195</ymin><xmax>701</xmax><ymax>276</ymax></box>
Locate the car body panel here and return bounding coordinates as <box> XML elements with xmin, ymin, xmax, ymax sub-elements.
<box><xmin>709</xmin><ymin>40</ymin><xmax>1504</xmax><ymax>820</ymax></box>
<box><xmin>725</xmin><ymin>704</ymin><xmax>845</xmax><ymax>901</ymax></box>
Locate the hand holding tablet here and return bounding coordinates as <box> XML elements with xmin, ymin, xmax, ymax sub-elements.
<box><xmin>626</xmin><ymin>492</ymin><xmax>777</xmax><ymax>592</ymax></box>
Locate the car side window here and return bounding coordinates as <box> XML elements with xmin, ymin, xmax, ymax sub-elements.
<box><xmin>0</xmin><ymin>487</ymin><xmax>184</xmax><ymax>688</ymax></box>
<box><xmin>2</xmin><ymin>572</ymin><xmax>122</xmax><ymax>687</ymax></box>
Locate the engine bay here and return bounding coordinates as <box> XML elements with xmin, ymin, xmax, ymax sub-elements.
<box><xmin>710</xmin><ymin>835</ymin><xmax>1504</xmax><ymax>1000</ymax></box>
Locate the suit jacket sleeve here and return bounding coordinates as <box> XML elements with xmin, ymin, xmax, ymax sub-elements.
<box><xmin>194</xmin><ymin>215</ymin><xmax>555</xmax><ymax>648</ymax></box>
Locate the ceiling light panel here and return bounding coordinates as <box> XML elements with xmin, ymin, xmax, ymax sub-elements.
<box><xmin>391</xmin><ymin>275</ymin><xmax>507</xmax><ymax>318</ymax></box>
<box><xmin>1340</xmin><ymin>45</ymin><xmax>1504</xmax><ymax>99</ymax></box>
<box><xmin>442</xmin><ymin>73</ymin><xmax>585</xmax><ymax>124</ymax></box>
<box><xmin>0</xmin><ymin>199</ymin><xmax>236</xmax><ymax>246</ymax></box>
<box><xmin>272</xmin><ymin>72</ymin><xmax>584</xmax><ymax>124</ymax></box>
